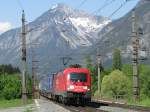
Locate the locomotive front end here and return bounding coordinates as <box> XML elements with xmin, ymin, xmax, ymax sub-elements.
<box><xmin>65</xmin><ymin>68</ymin><xmax>91</xmax><ymax>104</ymax></box>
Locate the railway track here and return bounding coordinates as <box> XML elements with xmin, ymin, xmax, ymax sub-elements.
<box><xmin>41</xmin><ymin>94</ymin><xmax>150</xmax><ymax>112</ymax></box>
<box><xmin>53</xmin><ymin>101</ymin><xmax>109</xmax><ymax>112</ymax></box>
<box><xmin>93</xmin><ymin>99</ymin><xmax>150</xmax><ymax>112</ymax></box>
<box><xmin>41</xmin><ymin>95</ymin><xmax>107</xmax><ymax>112</ymax></box>
<box><xmin>57</xmin><ymin>100</ymin><xmax>109</xmax><ymax>112</ymax></box>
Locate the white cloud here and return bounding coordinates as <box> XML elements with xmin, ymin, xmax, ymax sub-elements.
<box><xmin>0</xmin><ymin>22</ymin><xmax>12</xmax><ymax>34</ymax></box>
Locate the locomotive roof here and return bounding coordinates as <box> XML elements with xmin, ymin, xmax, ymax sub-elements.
<box><xmin>63</xmin><ymin>68</ymin><xmax>90</xmax><ymax>74</ymax></box>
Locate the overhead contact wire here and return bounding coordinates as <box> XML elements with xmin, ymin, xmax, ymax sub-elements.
<box><xmin>93</xmin><ymin>0</ymin><xmax>116</xmax><ymax>14</ymax></box>
<box><xmin>109</xmin><ymin>1</ymin><xmax>128</xmax><ymax>18</ymax></box>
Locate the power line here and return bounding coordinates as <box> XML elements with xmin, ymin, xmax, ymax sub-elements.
<box><xmin>92</xmin><ymin>0</ymin><xmax>132</xmax><ymax>19</ymax></box>
<box><xmin>108</xmin><ymin>0</ymin><xmax>128</xmax><ymax>18</ymax></box>
<box><xmin>93</xmin><ymin>0</ymin><xmax>116</xmax><ymax>15</ymax></box>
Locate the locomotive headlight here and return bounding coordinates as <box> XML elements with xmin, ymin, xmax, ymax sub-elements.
<box><xmin>83</xmin><ymin>86</ymin><xmax>88</xmax><ymax>89</ymax></box>
<box><xmin>87</xmin><ymin>87</ymin><xmax>90</xmax><ymax>91</ymax></box>
<box><xmin>67</xmin><ymin>85</ymin><xmax>74</xmax><ymax>90</ymax></box>
<box><xmin>83</xmin><ymin>86</ymin><xmax>90</xmax><ymax>91</ymax></box>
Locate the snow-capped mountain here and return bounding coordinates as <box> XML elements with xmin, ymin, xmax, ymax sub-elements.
<box><xmin>0</xmin><ymin>3</ymin><xmax>110</xmax><ymax>73</ymax></box>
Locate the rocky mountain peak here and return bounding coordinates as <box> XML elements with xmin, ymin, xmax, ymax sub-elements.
<box><xmin>51</xmin><ymin>3</ymin><xmax>70</xmax><ymax>9</ymax></box>
<box><xmin>136</xmin><ymin>0</ymin><xmax>150</xmax><ymax>7</ymax></box>
<box><xmin>50</xmin><ymin>3</ymin><xmax>72</xmax><ymax>13</ymax></box>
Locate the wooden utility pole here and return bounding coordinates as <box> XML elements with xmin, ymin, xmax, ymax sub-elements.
<box><xmin>132</xmin><ymin>9</ymin><xmax>140</xmax><ymax>100</ymax></box>
<box><xmin>21</xmin><ymin>10</ymin><xmax>27</xmax><ymax>104</ymax></box>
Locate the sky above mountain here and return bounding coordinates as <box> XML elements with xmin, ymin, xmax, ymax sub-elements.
<box><xmin>0</xmin><ymin>0</ymin><xmax>140</xmax><ymax>34</ymax></box>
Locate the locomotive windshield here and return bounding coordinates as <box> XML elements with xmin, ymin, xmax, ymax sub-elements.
<box><xmin>70</xmin><ymin>73</ymin><xmax>87</xmax><ymax>82</ymax></box>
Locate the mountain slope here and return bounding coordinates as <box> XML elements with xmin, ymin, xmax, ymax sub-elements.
<box><xmin>0</xmin><ymin>3</ymin><xmax>110</xmax><ymax>73</ymax></box>
<box><xmin>93</xmin><ymin>0</ymin><xmax>150</xmax><ymax>61</ymax></box>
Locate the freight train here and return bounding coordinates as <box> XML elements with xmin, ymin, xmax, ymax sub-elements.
<box><xmin>39</xmin><ymin>68</ymin><xmax>91</xmax><ymax>105</ymax></box>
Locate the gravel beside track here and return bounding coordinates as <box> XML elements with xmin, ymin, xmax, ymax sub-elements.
<box><xmin>34</xmin><ymin>98</ymin><xmax>70</xmax><ymax>112</ymax></box>
<box><xmin>0</xmin><ymin>104</ymin><xmax>35</xmax><ymax>112</ymax></box>
<box><xmin>38</xmin><ymin>95</ymin><xmax>150</xmax><ymax>112</ymax></box>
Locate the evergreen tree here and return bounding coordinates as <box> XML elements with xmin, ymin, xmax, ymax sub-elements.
<box><xmin>112</xmin><ymin>48</ymin><xmax>122</xmax><ymax>70</ymax></box>
<box><xmin>0</xmin><ymin>64</ymin><xmax>20</xmax><ymax>75</ymax></box>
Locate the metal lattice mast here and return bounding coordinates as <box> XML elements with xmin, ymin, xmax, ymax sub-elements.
<box><xmin>31</xmin><ymin>43</ymin><xmax>39</xmax><ymax>99</ymax></box>
<box><xmin>31</xmin><ymin>45</ymin><xmax>35</xmax><ymax>98</ymax></box>
<box><xmin>132</xmin><ymin>9</ymin><xmax>140</xmax><ymax>100</ymax></box>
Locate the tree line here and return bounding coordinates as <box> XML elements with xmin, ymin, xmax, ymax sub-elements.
<box><xmin>84</xmin><ymin>48</ymin><xmax>150</xmax><ymax>101</ymax></box>
<box><xmin>0</xmin><ymin>64</ymin><xmax>32</xmax><ymax>100</ymax></box>
<box><xmin>0</xmin><ymin>64</ymin><xmax>20</xmax><ymax>75</ymax></box>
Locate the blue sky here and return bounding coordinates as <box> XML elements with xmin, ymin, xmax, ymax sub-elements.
<box><xmin>0</xmin><ymin>0</ymin><xmax>139</xmax><ymax>33</ymax></box>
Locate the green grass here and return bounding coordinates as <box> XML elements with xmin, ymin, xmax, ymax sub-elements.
<box><xmin>0</xmin><ymin>99</ymin><xmax>33</xmax><ymax>109</ymax></box>
<box><xmin>137</xmin><ymin>98</ymin><xmax>150</xmax><ymax>107</ymax></box>
<box><xmin>128</xmin><ymin>98</ymin><xmax>150</xmax><ymax>107</ymax></box>
<box><xmin>24</xmin><ymin>108</ymin><xmax>33</xmax><ymax>112</ymax></box>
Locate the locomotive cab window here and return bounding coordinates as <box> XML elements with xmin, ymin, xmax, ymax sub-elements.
<box><xmin>70</xmin><ymin>73</ymin><xmax>87</xmax><ymax>82</ymax></box>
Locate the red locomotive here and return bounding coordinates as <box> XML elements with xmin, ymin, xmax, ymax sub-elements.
<box><xmin>40</xmin><ymin>68</ymin><xmax>91</xmax><ymax>105</ymax></box>
<box><xmin>53</xmin><ymin>68</ymin><xmax>91</xmax><ymax>105</ymax></box>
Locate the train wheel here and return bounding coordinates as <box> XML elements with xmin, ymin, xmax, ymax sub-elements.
<box><xmin>62</xmin><ymin>97</ymin><xmax>65</xmax><ymax>104</ymax></box>
<box><xmin>81</xmin><ymin>98</ymin><xmax>85</xmax><ymax>107</ymax></box>
<box><xmin>76</xmin><ymin>97</ymin><xmax>80</xmax><ymax>105</ymax></box>
<box><xmin>52</xmin><ymin>95</ymin><xmax>54</xmax><ymax>101</ymax></box>
<box><xmin>54</xmin><ymin>95</ymin><xmax>58</xmax><ymax>102</ymax></box>
<box><xmin>63</xmin><ymin>98</ymin><xmax>69</xmax><ymax>105</ymax></box>
<box><xmin>56</xmin><ymin>96</ymin><xmax>59</xmax><ymax>102</ymax></box>
<box><xmin>59</xmin><ymin>96</ymin><xmax>63</xmax><ymax>103</ymax></box>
